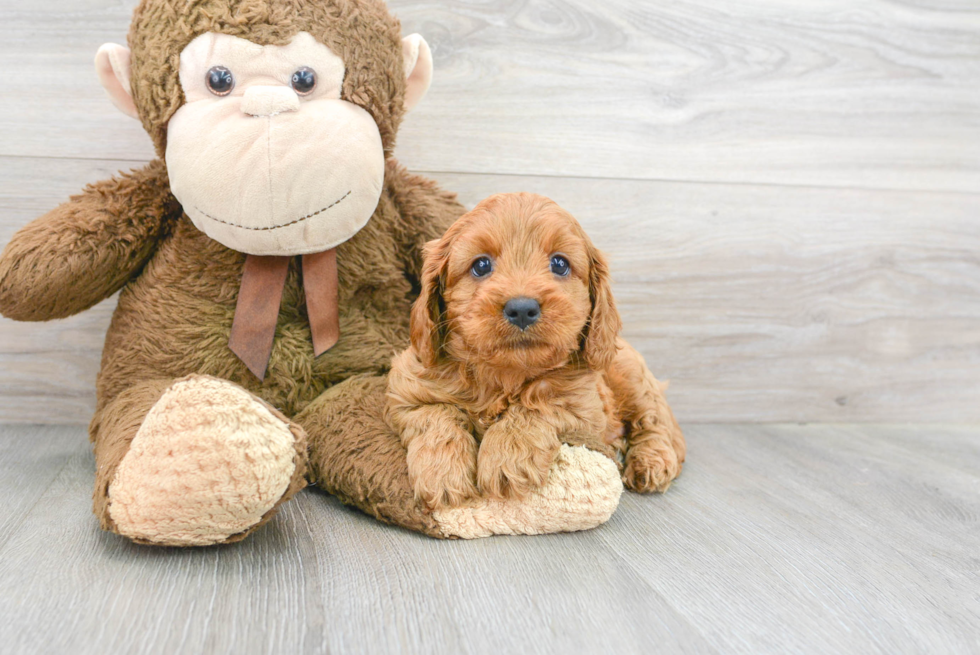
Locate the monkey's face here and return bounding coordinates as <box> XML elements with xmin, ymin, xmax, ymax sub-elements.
<box><xmin>165</xmin><ymin>32</ymin><xmax>384</xmax><ymax>256</ymax></box>
<box><xmin>96</xmin><ymin>2</ymin><xmax>432</xmax><ymax>257</ymax></box>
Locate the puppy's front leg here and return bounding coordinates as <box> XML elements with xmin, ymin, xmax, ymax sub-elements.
<box><xmin>607</xmin><ymin>340</ymin><xmax>686</xmax><ymax>493</ymax></box>
<box><xmin>477</xmin><ymin>406</ymin><xmax>561</xmax><ymax>500</ymax></box>
<box><xmin>397</xmin><ymin>404</ymin><xmax>479</xmax><ymax>509</ymax></box>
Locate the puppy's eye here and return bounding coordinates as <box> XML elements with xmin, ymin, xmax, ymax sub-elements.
<box><xmin>291</xmin><ymin>67</ymin><xmax>317</xmax><ymax>95</ymax></box>
<box><xmin>471</xmin><ymin>256</ymin><xmax>493</xmax><ymax>278</ymax></box>
<box><xmin>206</xmin><ymin>66</ymin><xmax>235</xmax><ymax>96</ymax></box>
<box><xmin>550</xmin><ymin>255</ymin><xmax>570</xmax><ymax>277</ymax></box>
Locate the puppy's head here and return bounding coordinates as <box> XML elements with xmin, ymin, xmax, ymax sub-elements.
<box><xmin>411</xmin><ymin>193</ymin><xmax>621</xmax><ymax>373</ymax></box>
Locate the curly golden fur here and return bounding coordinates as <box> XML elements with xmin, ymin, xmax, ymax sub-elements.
<box><xmin>386</xmin><ymin>193</ymin><xmax>686</xmax><ymax>509</ymax></box>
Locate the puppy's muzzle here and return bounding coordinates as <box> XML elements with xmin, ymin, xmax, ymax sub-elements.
<box><xmin>503</xmin><ymin>297</ymin><xmax>540</xmax><ymax>331</ymax></box>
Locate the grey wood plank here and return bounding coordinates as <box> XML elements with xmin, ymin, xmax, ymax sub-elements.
<box><xmin>1</xmin><ymin>423</ymin><xmax>979</xmax><ymax>654</ymax></box>
<box><xmin>0</xmin><ymin>439</ymin><xmax>328</xmax><ymax>654</ymax></box>
<box><xmin>845</xmin><ymin>423</ymin><xmax>980</xmax><ymax>469</ymax></box>
<box><xmin>2</xmin><ymin>157</ymin><xmax>978</xmax><ymax>423</ymax></box>
<box><xmin>0</xmin><ymin>425</ymin><xmax>711</xmax><ymax>655</ymax></box>
<box><xmin>0</xmin><ymin>0</ymin><xmax>977</xmax><ymax>191</ymax></box>
<box><xmin>299</xmin><ymin>490</ymin><xmax>714</xmax><ymax>655</ymax></box>
<box><xmin>0</xmin><ymin>424</ymin><xmax>87</xmax><ymax>548</ymax></box>
<box><xmin>601</xmin><ymin>423</ymin><xmax>980</xmax><ymax>654</ymax></box>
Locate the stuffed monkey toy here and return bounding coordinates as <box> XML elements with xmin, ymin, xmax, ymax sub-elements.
<box><xmin>0</xmin><ymin>0</ymin><xmax>633</xmax><ymax>545</ymax></box>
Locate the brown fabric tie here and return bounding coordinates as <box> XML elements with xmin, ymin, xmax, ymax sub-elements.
<box><xmin>229</xmin><ymin>249</ymin><xmax>340</xmax><ymax>381</ymax></box>
<box><xmin>302</xmin><ymin>249</ymin><xmax>341</xmax><ymax>357</ymax></box>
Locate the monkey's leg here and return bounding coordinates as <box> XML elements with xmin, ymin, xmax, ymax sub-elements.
<box><xmin>298</xmin><ymin>374</ymin><xmax>623</xmax><ymax>539</ymax></box>
<box><xmin>90</xmin><ymin>375</ymin><xmax>307</xmax><ymax>546</ymax></box>
<box><xmin>606</xmin><ymin>340</ymin><xmax>687</xmax><ymax>493</ymax></box>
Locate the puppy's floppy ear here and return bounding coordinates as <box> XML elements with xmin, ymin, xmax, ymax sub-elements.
<box><xmin>411</xmin><ymin>236</ymin><xmax>451</xmax><ymax>366</ymax></box>
<box><xmin>583</xmin><ymin>242</ymin><xmax>622</xmax><ymax>370</ymax></box>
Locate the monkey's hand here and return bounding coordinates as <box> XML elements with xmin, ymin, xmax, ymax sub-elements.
<box><xmin>477</xmin><ymin>406</ymin><xmax>561</xmax><ymax>500</ymax></box>
<box><xmin>0</xmin><ymin>159</ymin><xmax>179</xmax><ymax>321</ymax></box>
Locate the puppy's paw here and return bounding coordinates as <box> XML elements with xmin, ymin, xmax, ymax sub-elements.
<box><xmin>623</xmin><ymin>441</ymin><xmax>682</xmax><ymax>493</ymax></box>
<box><xmin>477</xmin><ymin>424</ymin><xmax>560</xmax><ymax>500</ymax></box>
<box><xmin>407</xmin><ymin>431</ymin><xmax>479</xmax><ymax>509</ymax></box>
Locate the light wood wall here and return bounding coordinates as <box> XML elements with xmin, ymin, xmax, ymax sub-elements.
<box><xmin>1</xmin><ymin>0</ymin><xmax>978</xmax><ymax>423</ymax></box>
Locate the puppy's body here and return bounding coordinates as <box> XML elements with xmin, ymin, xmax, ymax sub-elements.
<box><xmin>388</xmin><ymin>346</ymin><xmax>620</xmax><ymax>506</ymax></box>
<box><xmin>386</xmin><ymin>193</ymin><xmax>685</xmax><ymax>509</ymax></box>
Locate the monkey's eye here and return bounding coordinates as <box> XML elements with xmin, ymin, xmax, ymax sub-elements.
<box><xmin>471</xmin><ymin>256</ymin><xmax>493</xmax><ymax>278</ymax></box>
<box><xmin>550</xmin><ymin>255</ymin><xmax>570</xmax><ymax>277</ymax></box>
<box><xmin>205</xmin><ymin>66</ymin><xmax>235</xmax><ymax>96</ymax></box>
<box><xmin>291</xmin><ymin>67</ymin><xmax>317</xmax><ymax>95</ymax></box>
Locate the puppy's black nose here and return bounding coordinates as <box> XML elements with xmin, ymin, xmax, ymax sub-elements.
<box><xmin>503</xmin><ymin>297</ymin><xmax>541</xmax><ymax>330</ymax></box>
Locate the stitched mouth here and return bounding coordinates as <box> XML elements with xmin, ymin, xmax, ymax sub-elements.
<box><xmin>193</xmin><ymin>190</ymin><xmax>351</xmax><ymax>231</ymax></box>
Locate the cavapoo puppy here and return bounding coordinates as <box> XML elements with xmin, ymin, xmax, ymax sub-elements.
<box><xmin>385</xmin><ymin>193</ymin><xmax>686</xmax><ymax>509</ymax></box>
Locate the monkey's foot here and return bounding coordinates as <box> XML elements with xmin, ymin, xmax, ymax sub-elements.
<box><xmin>107</xmin><ymin>375</ymin><xmax>307</xmax><ymax>546</ymax></box>
<box><xmin>431</xmin><ymin>445</ymin><xmax>622</xmax><ymax>539</ymax></box>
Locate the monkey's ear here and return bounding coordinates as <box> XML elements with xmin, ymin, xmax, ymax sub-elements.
<box><xmin>401</xmin><ymin>34</ymin><xmax>433</xmax><ymax>112</ymax></box>
<box><xmin>95</xmin><ymin>44</ymin><xmax>139</xmax><ymax>120</ymax></box>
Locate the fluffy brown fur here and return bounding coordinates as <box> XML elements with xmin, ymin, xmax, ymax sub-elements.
<box><xmin>0</xmin><ymin>0</ymin><xmax>468</xmax><ymax>542</ymax></box>
<box><xmin>386</xmin><ymin>193</ymin><xmax>686</xmax><ymax>509</ymax></box>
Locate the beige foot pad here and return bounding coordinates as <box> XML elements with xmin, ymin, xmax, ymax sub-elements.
<box><xmin>431</xmin><ymin>445</ymin><xmax>623</xmax><ymax>539</ymax></box>
<box><xmin>108</xmin><ymin>376</ymin><xmax>300</xmax><ymax>546</ymax></box>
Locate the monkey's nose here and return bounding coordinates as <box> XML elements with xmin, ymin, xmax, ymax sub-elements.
<box><xmin>241</xmin><ymin>86</ymin><xmax>300</xmax><ymax>117</ymax></box>
<box><xmin>503</xmin><ymin>297</ymin><xmax>541</xmax><ymax>331</ymax></box>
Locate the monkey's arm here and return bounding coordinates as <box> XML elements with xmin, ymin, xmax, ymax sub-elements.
<box><xmin>386</xmin><ymin>160</ymin><xmax>466</xmax><ymax>283</ymax></box>
<box><xmin>0</xmin><ymin>160</ymin><xmax>179</xmax><ymax>321</ymax></box>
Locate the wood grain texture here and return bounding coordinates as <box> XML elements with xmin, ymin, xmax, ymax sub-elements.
<box><xmin>0</xmin><ymin>425</ymin><xmax>83</xmax><ymax>549</ymax></box>
<box><xmin>1</xmin><ymin>1</ymin><xmax>978</xmax><ymax>422</ymax></box>
<box><xmin>606</xmin><ymin>423</ymin><xmax>980</xmax><ymax>653</ymax></box>
<box><xmin>2</xmin><ymin>157</ymin><xmax>978</xmax><ymax>423</ymax></box>
<box><xmin>1</xmin><ymin>423</ymin><xmax>978</xmax><ymax>654</ymax></box>
<box><xmin>0</xmin><ymin>0</ymin><xmax>977</xmax><ymax>190</ymax></box>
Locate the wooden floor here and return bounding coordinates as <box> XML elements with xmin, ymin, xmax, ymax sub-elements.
<box><xmin>0</xmin><ymin>423</ymin><xmax>977</xmax><ymax>654</ymax></box>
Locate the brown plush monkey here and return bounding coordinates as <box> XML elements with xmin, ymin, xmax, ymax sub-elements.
<box><xmin>0</xmin><ymin>0</ymin><xmax>625</xmax><ymax>546</ymax></box>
